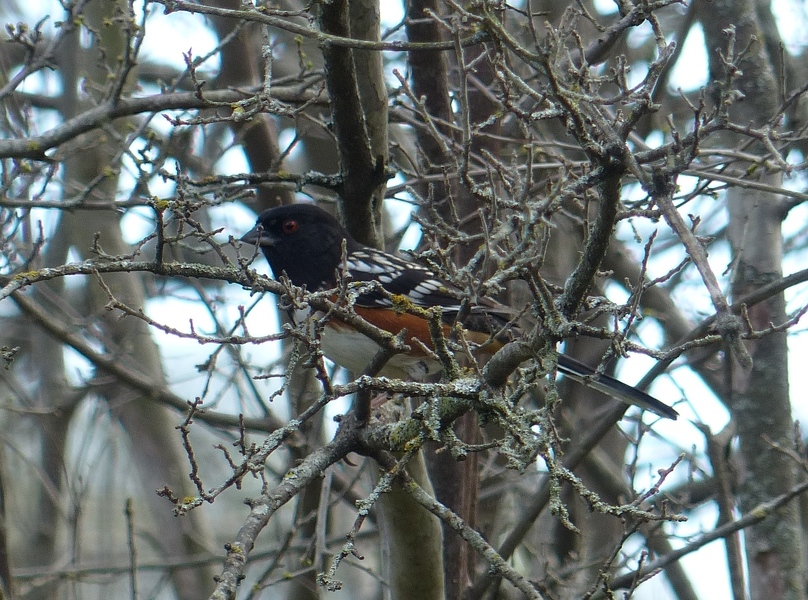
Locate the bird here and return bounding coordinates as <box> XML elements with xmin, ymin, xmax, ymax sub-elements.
<box><xmin>240</xmin><ymin>203</ymin><xmax>678</xmax><ymax>420</ymax></box>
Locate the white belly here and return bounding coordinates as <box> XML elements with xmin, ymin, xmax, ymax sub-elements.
<box><xmin>320</xmin><ymin>325</ymin><xmax>439</xmax><ymax>379</ymax></box>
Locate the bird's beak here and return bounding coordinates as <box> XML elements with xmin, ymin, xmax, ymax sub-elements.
<box><xmin>240</xmin><ymin>225</ymin><xmax>275</xmax><ymax>247</ymax></box>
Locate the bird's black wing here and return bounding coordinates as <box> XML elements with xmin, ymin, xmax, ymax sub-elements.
<box><xmin>344</xmin><ymin>248</ymin><xmax>464</xmax><ymax>312</ymax></box>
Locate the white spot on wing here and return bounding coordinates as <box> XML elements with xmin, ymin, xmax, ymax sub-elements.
<box><xmin>414</xmin><ymin>280</ymin><xmax>442</xmax><ymax>296</ymax></box>
<box><xmin>350</xmin><ymin>259</ymin><xmax>389</xmax><ymax>274</ymax></box>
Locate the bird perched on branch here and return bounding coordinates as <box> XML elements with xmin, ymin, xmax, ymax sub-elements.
<box><xmin>240</xmin><ymin>203</ymin><xmax>677</xmax><ymax>420</ymax></box>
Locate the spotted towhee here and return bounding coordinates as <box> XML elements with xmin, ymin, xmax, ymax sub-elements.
<box><xmin>241</xmin><ymin>203</ymin><xmax>678</xmax><ymax>420</ymax></box>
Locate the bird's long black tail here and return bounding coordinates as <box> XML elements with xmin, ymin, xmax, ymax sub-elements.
<box><xmin>556</xmin><ymin>355</ymin><xmax>678</xmax><ymax>420</ymax></box>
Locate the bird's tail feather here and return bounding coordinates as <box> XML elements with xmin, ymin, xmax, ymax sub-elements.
<box><xmin>556</xmin><ymin>355</ymin><xmax>678</xmax><ymax>420</ymax></box>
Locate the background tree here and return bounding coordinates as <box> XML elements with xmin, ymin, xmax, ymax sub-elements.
<box><xmin>1</xmin><ymin>1</ymin><xmax>808</xmax><ymax>599</ymax></box>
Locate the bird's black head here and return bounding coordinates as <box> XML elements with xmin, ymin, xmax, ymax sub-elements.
<box><xmin>241</xmin><ymin>203</ymin><xmax>360</xmax><ymax>290</ymax></box>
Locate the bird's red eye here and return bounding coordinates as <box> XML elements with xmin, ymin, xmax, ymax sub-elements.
<box><xmin>282</xmin><ymin>219</ymin><xmax>298</xmax><ymax>234</ymax></box>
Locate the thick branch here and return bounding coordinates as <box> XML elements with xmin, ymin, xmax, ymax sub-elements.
<box><xmin>318</xmin><ymin>0</ymin><xmax>383</xmax><ymax>247</ymax></box>
<box><xmin>0</xmin><ymin>85</ymin><xmax>319</xmax><ymax>159</ymax></box>
<box><xmin>558</xmin><ymin>166</ymin><xmax>622</xmax><ymax>319</ymax></box>
<box><xmin>209</xmin><ymin>416</ymin><xmax>361</xmax><ymax>600</ymax></box>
